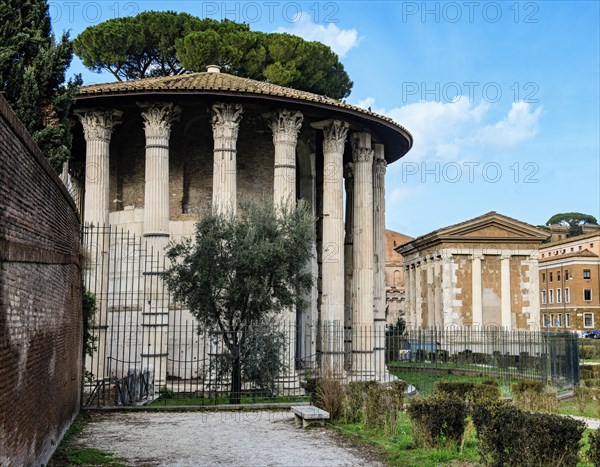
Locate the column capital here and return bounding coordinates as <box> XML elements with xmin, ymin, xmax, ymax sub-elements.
<box><xmin>373</xmin><ymin>158</ymin><xmax>387</xmax><ymax>177</ymax></box>
<box><xmin>211</xmin><ymin>102</ymin><xmax>243</xmax><ymax>140</ymax></box>
<box><xmin>320</xmin><ymin>119</ymin><xmax>349</xmax><ymax>154</ymax></box>
<box><xmin>138</xmin><ymin>102</ymin><xmax>181</xmax><ymax>139</ymax></box>
<box><xmin>500</xmin><ymin>254</ymin><xmax>512</xmax><ymax>261</ymax></box>
<box><xmin>265</xmin><ymin>109</ymin><xmax>303</xmax><ymax>145</ymax></box>
<box><xmin>470</xmin><ymin>254</ymin><xmax>484</xmax><ymax>261</ymax></box>
<box><xmin>76</xmin><ymin>108</ymin><xmax>122</xmax><ymax>142</ymax></box>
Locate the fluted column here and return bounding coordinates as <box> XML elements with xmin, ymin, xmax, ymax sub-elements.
<box><xmin>500</xmin><ymin>254</ymin><xmax>512</xmax><ymax>329</ymax></box>
<box><xmin>351</xmin><ymin>132</ymin><xmax>375</xmax><ymax>378</ymax></box>
<box><xmin>267</xmin><ymin>109</ymin><xmax>303</xmax><ymax>388</ymax></box>
<box><xmin>212</xmin><ymin>103</ymin><xmax>243</xmax><ymax>215</ymax></box>
<box><xmin>372</xmin><ymin>144</ymin><xmax>387</xmax><ymax>376</ymax></box>
<box><xmin>523</xmin><ymin>253</ymin><xmax>541</xmax><ymax>330</ymax></box>
<box><xmin>343</xmin><ymin>163</ymin><xmax>354</xmax><ymax>369</ymax></box>
<box><xmin>405</xmin><ymin>265</ymin><xmax>413</xmax><ymax>327</ymax></box>
<box><xmin>471</xmin><ymin>254</ymin><xmax>484</xmax><ymax>328</ymax></box>
<box><xmin>77</xmin><ymin>108</ymin><xmax>121</xmax><ymax>380</ymax></box>
<box><xmin>138</xmin><ymin>101</ymin><xmax>180</xmax><ymax>388</ymax></box>
<box><xmin>441</xmin><ymin>254</ymin><xmax>454</xmax><ymax>327</ymax></box>
<box><xmin>76</xmin><ymin>109</ymin><xmax>122</xmax><ymax>226</ymax></box>
<box><xmin>267</xmin><ymin>109</ymin><xmax>303</xmax><ymax>209</ymax></box>
<box><xmin>139</xmin><ymin>102</ymin><xmax>181</xmax><ymax>239</ymax></box>
<box><xmin>312</xmin><ymin>120</ymin><xmax>348</xmax><ymax>373</ymax></box>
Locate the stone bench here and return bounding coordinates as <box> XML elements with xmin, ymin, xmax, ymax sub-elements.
<box><xmin>291</xmin><ymin>405</ymin><xmax>330</xmax><ymax>428</ymax></box>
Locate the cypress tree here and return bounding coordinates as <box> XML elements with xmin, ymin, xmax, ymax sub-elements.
<box><xmin>0</xmin><ymin>0</ymin><xmax>81</xmax><ymax>170</ymax></box>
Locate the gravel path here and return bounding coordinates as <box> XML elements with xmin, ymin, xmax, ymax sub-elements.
<box><xmin>73</xmin><ymin>411</ymin><xmax>384</xmax><ymax>466</ymax></box>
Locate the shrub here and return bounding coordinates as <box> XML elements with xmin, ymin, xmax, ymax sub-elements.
<box><xmin>304</xmin><ymin>377</ymin><xmax>321</xmax><ymax>406</ymax></box>
<box><xmin>407</xmin><ymin>395</ymin><xmax>467</xmax><ymax>448</ymax></box>
<box><xmin>434</xmin><ymin>381</ymin><xmax>475</xmax><ymax>400</ymax></box>
<box><xmin>158</xmin><ymin>386</ymin><xmax>174</xmax><ymax>399</ymax></box>
<box><xmin>364</xmin><ymin>384</ymin><xmax>387</xmax><ymax>431</ymax></box>
<box><xmin>588</xmin><ymin>429</ymin><xmax>600</xmax><ymax>466</ymax></box>
<box><xmin>580</xmin><ymin>345</ymin><xmax>597</xmax><ymax>360</ymax></box>
<box><xmin>468</xmin><ymin>383</ymin><xmax>501</xmax><ymax>405</ymax></box>
<box><xmin>473</xmin><ymin>401</ymin><xmax>585</xmax><ymax>466</ymax></box>
<box><xmin>512</xmin><ymin>380</ymin><xmax>545</xmax><ymax>395</ymax></box>
<box><xmin>343</xmin><ymin>380</ymin><xmax>377</xmax><ymax>424</ymax></box>
<box><xmin>316</xmin><ymin>376</ymin><xmax>345</xmax><ymax>421</ymax></box>
<box><xmin>389</xmin><ymin>379</ymin><xmax>408</xmax><ymax>408</ymax></box>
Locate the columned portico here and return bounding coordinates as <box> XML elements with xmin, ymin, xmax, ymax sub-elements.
<box><xmin>211</xmin><ymin>102</ymin><xmax>243</xmax><ymax>215</ymax></box>
<box><xmin>351</xmin><ymin>132</ymin><xmax>375</xmax><ymax>378</ymax></box>
<box><xmin>312</xmin><ymin>119</ymin><xmax>348</xmax><ymax>372</ymax></box>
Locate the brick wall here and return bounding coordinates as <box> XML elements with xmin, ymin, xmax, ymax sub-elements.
<box><xmin>0</xmin><ymin>94</ymin><xmax>82</xmax><ymax>466</ymax></box>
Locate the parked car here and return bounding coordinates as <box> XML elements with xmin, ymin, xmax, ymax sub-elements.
<box><xmin>583</xmin><ymin>330</ymin><xmax>600</xmax><ymax>339</ymax></box>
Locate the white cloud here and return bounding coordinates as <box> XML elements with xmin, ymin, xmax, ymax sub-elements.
<box><xmin>275</xmin><ymin>13</ymin><xmax>363</xmax><ymax>57</ymax></box>
<box><xmin>355</xmin><ymin>98</ymin><xmax>542</xmax><ymax>162</ymax></box>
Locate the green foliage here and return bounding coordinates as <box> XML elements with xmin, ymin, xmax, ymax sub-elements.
<box><xmin>434</xmin><ymin>381</ymin><xmax>476</xmax><ymax>400</ymax></box>
<box><xmin>343</xmin><ymin>380</ymin><xmax>377</xmax><ymax>424</ymax></box>
<box><xmin>75</xmin><ymin>12</ymin><xmax>353</xmax><ymax>98</ymax></box>
<box><xmin>472</xmin><ymin>401</ymin><xmax>585</xmax><ymax>467</ymax></box>
<box><xmin>0</xmin><ymin>0</ymin><xmax>80</xmax><ymax>170</ymax></box>
<box><xmin>468</xmin><ymin>382</ymin><xmax>501</xmax><ymax>405</ymax></box>
<box><xmin>158</xmin><ymin>386</ymin><xmax>174</xmax><ymax>399</ymax></box>
<box><xmin>73</xmin><ymin>11</ymin><xmax>205</xmax><ymax>80</ymax></box>
<box><xmin>511</xmin><ymin>380</ymin><xmax>545</xmax><ymax>395</ymax></box>
<box><xmin>546</xmin><ymin>212</ymin><xmax>598</xmax><ymax>237</ymax></box>
<box><xmin>82</xmin><ymin>288</ymin><xmax>98</xmax><ymax>358</ymax></box>
<box><xmin>588</xmin><ymin>429</ymin><xmax>600</xmax><ymax>466</ymax></box>
<box><xmin>164</xmin><ymin>201</ymin><xmax>314</xmax><ymax>403</ymax></box>
<box><xmin>407</xmin><ymin>395</ymin><xmax>468</xmax><ymax>448</ymax></box>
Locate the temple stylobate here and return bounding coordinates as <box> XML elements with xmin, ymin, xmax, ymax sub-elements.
<box><xmin>69</xmin><ymin>65</ymin><xmax>413</xmax><ymax>384</ymax></box>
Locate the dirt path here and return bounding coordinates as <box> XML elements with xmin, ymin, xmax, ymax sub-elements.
<box><xmin>72</xmin><ymin>411</ymin><xmax>385</xmax><ymax>466</ymax></box>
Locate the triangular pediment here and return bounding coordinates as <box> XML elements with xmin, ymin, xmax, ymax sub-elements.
<box><xmin>439</xmin><ymin>212</ymin><xmax>549</xmax><ymax>241</ymax></box>
<box><xmin>396</xmin><ymin>212</ymin><xmax>550</xmax><ymax>255</ymax></box>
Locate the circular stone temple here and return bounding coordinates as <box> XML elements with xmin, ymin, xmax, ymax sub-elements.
<box><xmin>68</xmin><ymin>67</ymin><xmax>413</xmax><ymax>386</ymax></box>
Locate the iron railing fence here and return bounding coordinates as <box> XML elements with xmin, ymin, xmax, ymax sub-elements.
<box><xmin>81</xmin><ymin>224</ymin><xmax>580</xmax><ymax>407</ymax></box>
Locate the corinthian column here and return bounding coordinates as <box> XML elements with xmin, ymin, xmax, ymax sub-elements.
<box><xmin>471</xmin><ymin>254</ymin><xmax>484</xmax><ymax>328</ymax></box>
<box><xmin>372</xmin><ymin>144</ymin><xmax>387</xmax><ymax>377</ymax></box>
<box><xmin>312</xmin><ymin>119</ymin><xmax>348</xmax><ymax>373</ymax></box>
<box><xmin>138</xmin><ymin>102</ymin><xmax>181</xmax><ymax>239</ymax></box>
<box><xmin>76</xmin><ymin>108</ymin><xmax>121</xmax><ymax>381</ymax></box>
<box><xmin>76</xmin><ymin>109</ymin><xmax>122</xmax><ymax>227</ymax></box>
<box><xmin>212</xmin><ymin>103</ymin><xmax>243</xmax><ymax>215</ymax></box>
<box><xmin>351</xmin><ymin>132</ymin><xmax>375</xmax><ymax>379</ymax></box>
<box><xmin>266</xmin><ymin>109</ymin><xmax>303</xmax><ymax>389</ymax></box>
<box><xmin>267</xmin><ymin>109</ymin><xmax>303</xmax><ymax>209</ymax></box>
<box><xmin>138</xmin><ymin>101</ymin><xmax>180</xmax><ymax>389</ymax></box>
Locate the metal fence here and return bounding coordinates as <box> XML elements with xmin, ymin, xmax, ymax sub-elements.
<box><xmin>81</xmin><ymin>224</ymin><xmax>580</xmax><ymax>407</ymax></box>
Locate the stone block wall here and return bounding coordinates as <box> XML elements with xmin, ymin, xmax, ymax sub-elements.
<box><xmin>0</xmin><ymin>94</ymin><xmax>82</xmax><ymax>466</ymax></box>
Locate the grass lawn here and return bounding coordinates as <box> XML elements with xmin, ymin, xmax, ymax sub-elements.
<box><xmin>331</xmin><ymin>411</ymin><xmax>480</xmax><ymax>467</ymax></box>
<box><xmin>389</xmin><ymin>369</ymin><xmax>519</xmax><ymax>397</ymax></box>
<box><xmin>559</xmin><ymin>399</ymin><xmax>600</xmax><ymax>419</ymax></box>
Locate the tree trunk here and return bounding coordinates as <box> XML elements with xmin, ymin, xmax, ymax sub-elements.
<box><xmin>230</xmin><ymin>354</ymin><xmax>242</xmax><ymax>404</ymax></box>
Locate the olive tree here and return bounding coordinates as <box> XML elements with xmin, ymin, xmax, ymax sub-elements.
<box><xmin>164</xmin><ymin>201</ymin><xmax>314</xmax><ymax>403</ymax></box>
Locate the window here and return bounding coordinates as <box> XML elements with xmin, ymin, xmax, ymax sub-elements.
<box><xmin>556</xmin><ymin>288</ymin><xmax>562</xmax><ymax>303</ymax></box>
<box><xmin>565</xmin><ymin>270</ymin><xmax>570</xmax><ymax>280</ymax></box>
<box><xmin>543</xmin><ymin>314</ymin><xmax>548</xmax><ymax>326</ymax></box>
<box><xmin>557</xmin><ymin>271</ymin><xmax>561</xmax><ymax>282</ymax></box>
<box><xmin>556</xmin><ymin>313</ymin><xmax>562</xmax><ymax>327</ymax></box>
<box><xmin>579</xmin><ymin>246</ymin><xmax>582</xmax><ymax>250</ymax></box>
<box><xmin>565</xmin><ymin>287</ymin><xmax>570</xmax><ymax>303</ymax></box>
<box><xmin>542</xmin><ymin>273</ymin><xmax>546</xmax><ymax>283</ymax></box>
<box><xmin>541</xmin><ymin>289</ymin><xmax>547</xmax><ymax>304</ymax></box>
<box><xmin>591</xmin><ymin>243</ymin><xmax>595</xmax><ymax>248</ymax></box>
<box><xmin>565</xmin><ymin>313</ymin><xmax>571</xmax><ymax>328</ymax></box>
<box><xmin>550</xmin><ymin>314</ymin><xmax>555</xmax><ymax>327</ymax></box>
<box><xmin>584</xmin><ymin>289</ymin><xmax>592</xmax><ymax>301</ymax></box>
<box><xmin>571</xmin><ymin>247</ymin><xmax>574</xmax><ymax>252</ymax></box>
<box><xmin>549</xmin><ymin>289</ymin><xmax>554</xmax><ymax>303</ymax></box>
<box><xmin>550</xmin><ymin>272</ymin><xmax>553</xmax><ymax>282</ymax></box>
<box><xmin>584</xmin><ymin>269</ymin><xmax>591</xmax><ymax>279</ymax></box>
<box><xmin>584</xmin><ymin>313</ymin><xmax>594</xmax><ymax>328</ymax></box>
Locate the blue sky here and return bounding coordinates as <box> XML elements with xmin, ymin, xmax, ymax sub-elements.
<box><xmin>49</xmin><ymin>0</ymin><xmax>600</xmax><ymax>237</ymax></box>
